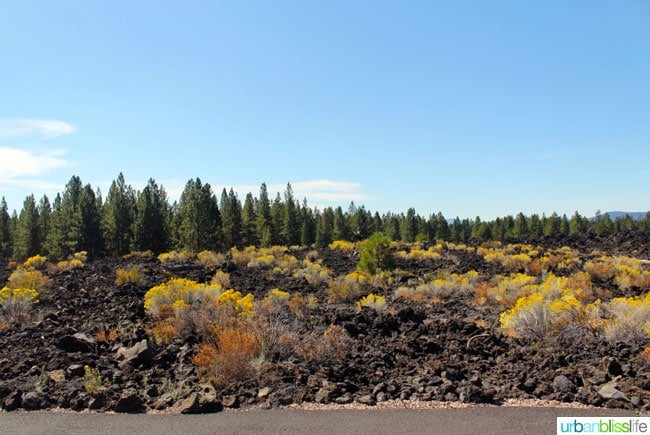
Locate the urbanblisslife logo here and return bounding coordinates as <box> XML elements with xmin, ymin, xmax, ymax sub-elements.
<box><xmin>557</xmin><ymin>417</ymin><xmax>649</xmax><ymax>434</ymax></box>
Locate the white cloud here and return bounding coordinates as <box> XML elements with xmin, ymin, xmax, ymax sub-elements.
<box><xmin>0</xmin><ymin>118</ymin><xmax>76</xmax><ymax>140</ymax></box>
<box><xmin>0</xmin><ymin>147</ymin><xmax>70</xmax><ymax>179</ymax></box>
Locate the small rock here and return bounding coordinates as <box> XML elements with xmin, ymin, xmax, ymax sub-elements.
<box><xmin>372</xmin><ymin>382</ymin><xmax>386</xmax><ymax>395</ymax></box>
<box><xmin>334</xmin><ymin>393</ymin><xmax>353</xmax><ymax>404</ymax></box>
<box><xmin>48</xmin><ymin>370</ymin><xmax>66</xmax><ymax>384</ymax></box>
<box><xmin>257</xmin><ymin>387</ymin><xmax>271</xmax><ymax>399</ymax></box>
<box><xmin>22</xmin><ymin>391</ymin><xmax>49</xmax><ymax>410</ymax></box>
<box><xmin>598</xmin><ymin>383</ymin><xmax>629</xmax><ymax>402</ymax></box>
<box><xmin>376</xmin><ymin>392</ymin><xmax>387</xmax><ymax>402</ymax></box>
<box><xmin>357</xmin><ymin>394</ymin><xmax>376</xmax><ymax>406</ymax></box>
<box><xmin>444</xmin><ymin>392</ymin><xmax>459</xmax><ymax>402</ymax></box>
<box><xmin>114</xmin><ymin>390</ymin><xmax>145</xmax><ymax>413</ymax></box>
<box><xmin>222</xmin><ymin>395</ymin><xmax>239</xmax><ymax>409</ymax></box>
<box><xmin>66</xmin><ymin>364</ymin><xmax>85</xmax><ymax>378</ymax></box>
<box><xmin>178</xmin><ymin>393</ymin><xmax>201</xmax><ymax>414</ymax></box>
<box><xmin>315</xmin><ymin>388</ymin><xmax>329</xmax><ymax>404</ymax></box>
<box><xmin>607</xmin><ymin>359</ymin><xmax>623</xmax><ymax>377</ymax></box>
<box><xmin>57</xmin><ymin>333</ymin><xmax>95</xmax><ymax>353</ymax></box>
<box><xmin>631</xmin><ymin>396</ymin><xmax>643</xmax><ymax>407</ymax></box>
<box><xmin>3</xmin><ymin>390</ymin><xmax>22</xmax><ymax>411</ymax></box>
<box><xmin>553</xmin><ymin>375</ymin><xmax>576</xmax><ymax>394</ymax></box>
<box><xmin>88</xmin><ymin>393</ymin><xmax>107</xmax><ymax>410</ymax></box>
<box><xmin>115</xmin><ymin>340</ymin><xmax>155</xmax><ymax>369</ymax></box>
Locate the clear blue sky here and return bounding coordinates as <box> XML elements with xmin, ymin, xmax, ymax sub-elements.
<box><xmin>1</xmin><ymin>0</ymin><xmax>648</xmax><ymax>219</ymax></box>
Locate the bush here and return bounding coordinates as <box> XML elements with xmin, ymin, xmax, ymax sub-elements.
<box><xmin>115</xmin><ymin>267</ymin><xmax>144</xmax><ymax>286</ymax></box>
<box><xmin>23</xmin><ymin>255</ymin><xmax>48</xmax><ymax>270</ymax></box>
<box><xmin>327</xmin><ymin>275</ymin><xmax>363</xmax><ymax>303</ymax></box>
<box><xmin>192</xmin><ymin>325</ymin><xmax>263</xmax><ymax>387</ymax></box>
<box><xmin>357</xmin><ymin>232</ymin><xmax>394</xmax><ymax>275</ymax></box>
<box><xmin>356</xmin><ymin>293</ymin><xmax>386</xmax><ymax>311</ymax></box>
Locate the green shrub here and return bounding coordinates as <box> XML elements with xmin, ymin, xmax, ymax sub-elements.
<box><xmin>357</xmin><ymin>232</ymin><xmax>394</xmax><ymax>275</ymax></box>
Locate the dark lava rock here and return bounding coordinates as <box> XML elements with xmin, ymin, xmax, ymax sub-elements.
<box><xmin>221</xmin><ymin>395</ymin><xmax>239</xmax><ymax>409</ymax></box>
<box><xmin>21</xmin><ymin>391</ymin><xmax>50</xmax><ymax>410</ymax></box>
<box><xmin>357</xmin><ymin>394</ymin><xmax>376</xmax><ymax>406</ymax></box>
<box><xmin>115</xmin><ymin>339</ymin><xmax>156</xmax><ymax>369</ymax></box>
<box><xmin>3</xmin><ymin>390</ymin><xmax>22</xmax><ymax>411</ymax></box>
<box><xmin>66</xmin><ymin>364</ymin><xmax>85</xmax><ymax>378</ymax></box>
<box><xmin>553</xmin><ymin>375</ymin><xmax>576</xmax><ymax>394</ymax></box>
<box><xmin>57</xmin><ymin>333</ymin><xmax>95</xmax><ymax>353</ymax></box>
<box><xmin>114</xmin><ymin>390</ymin><xmax>145</xmax><ymax>413</ymax></box>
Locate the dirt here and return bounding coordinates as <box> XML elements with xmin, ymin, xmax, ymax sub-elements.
<box><xmin>0</xmin><ymin>232</ymin><xmax>648</xmax><ymax>413</ymax></box>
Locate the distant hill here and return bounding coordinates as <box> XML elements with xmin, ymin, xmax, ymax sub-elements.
<box><xmin>590</xmin><ymin>211</ymin><xmax>648</xmax><ymax>221</ymax></box>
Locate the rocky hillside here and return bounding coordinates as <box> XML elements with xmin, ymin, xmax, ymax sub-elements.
<box><xmin>0</xmin><ymin>233</ymin><xmax>648</xmax><ymax>413</ymax></box>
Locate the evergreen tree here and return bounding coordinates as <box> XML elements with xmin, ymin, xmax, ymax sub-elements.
<box><xmin>0</xmin><ymin>197</ymin><xmax>13</xmax><ymax>260</ymax></box>
<box><xmin>400</xmin><ymin>208</ymin><xmax>417</xmax><ymax>243</ymax></box>
<box><xmin>450</xmin><ymin>217</ymin><xmax>462</xmax><ymax>242</ymax></box>
<box><xmin>270</xmin><ymin>192</ymin><xmax>284</xmax><ymax>245</ymax></box>
<box><xmin>513</xmin><ymin>213</ymin><xmax>529</xmax><ymax>240</ymax></box>
<box><xmin>315</xmin><ymin>207</ymin><xmax>334</xmax><ymax>247</ymax></box>
<box><xmin>300</xmin><ymin>199</ymin><xmax>316</xmax><ymax>246</ymax></box>
<box><xmin>14</xmin><ymin>195</ymin><xmax>40</xmax><ymax>260</ymax></box>
<box><xmin>46</xmin><ymin>176</ymin><xmax>83</xmax><ymax>259</ymax></box>
<box><xmin>38</xmin><ymin>195</ymin><xmax>51</xmax><ymax>255</ymax></box>
<box><xmin>559</xmin><ymin>214</ymin><xmax>570</xmax><ymax>235</ymax></box>
<box><xmin>435</xmin><ymin>212</ymin><xmax>450</xmax><ymax>241</ymax></box>
<box><xmin>78</xmin><ymin>184</ymin><xmax>103</xmax><ymax>258</ymax></box>
<box><xmin>255</xmin><ymin>183</ymin><xmax>272</xmax><ymax>247</ymax></box>
<box><xmin>175</xmin><ymin>178</ymin><xmax>221</xmax><ymax>251</ymax></box>
<box><xmin>333</xmin><ymin>206</ymin><xmax>350</xmax><ymax>241</ymax></box>
<box><xmin>543</xmin><ymin>212</ymin><xmax>561</xmax><ymax>236</ymax></box>
<box><xmin>282</xmin><ymin>183</ymin><xmax>300</xmax><ymax>246</ymax></box>
<box><xmin>569</xmin><ymin>211</ymin><xmax>587</xmax><ymax>234</ymax></box>
<box><xmin>102</xmin><ymin>173</ymin><xmax>135</xmax><ymax>255</ymax></box>
<box><xmin>241</xmin><ymin>192</ymin><xmax>257</xmax><ymax>247</ymax></box>
<box><xmin>351</xmin><ymin>206</ymin><xmax>371</xmax><ymax>241</ymax></box>
<box><xmin>528</xmin><ymin>214</ymin><xmax>542</xmax><ymax>239</ymax></box>
<box><xmin>220</xmin><ymin>188</ymin><xmax>243</xmax><ymax>248</ymax></box>
<box><xmin>133</xmin><ymin>178</ymin><xmax>170</xmax><ymax>253</ymax></box>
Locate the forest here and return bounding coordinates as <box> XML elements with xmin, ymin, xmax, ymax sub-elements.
<box><xmin>1</xmin><ymin>173</ymin><xmax>649</xmax><ymax>261</ymax></box>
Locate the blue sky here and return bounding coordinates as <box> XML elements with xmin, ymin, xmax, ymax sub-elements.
<box><xmin>1</xmin><ymin>1</ymin><xmax>648</xmax><ymax>219</ymax></box>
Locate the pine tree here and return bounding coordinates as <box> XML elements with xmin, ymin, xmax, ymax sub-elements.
<box><xmin>220</xmin><ymin>188</ymin><xmax>243</xmax><ymax>248</ymax></box>
<box><xmin>241</xmin><ymin>192</ymin><xmax>257</xmax><ymax>247</ymax></box>
<box><xmin>14</xmin><ymin>195</ymin><xmax>41</xmax><ymax>260</ymax></box>
<box><xmin>569</xmin><ymin>211</ymin><xmax>587</xmax><ymax>234</ymax></box>
<box><xmin>270</xmin><ymin>192</ymin><xmax>285</xmax><ymax>245</ymax></box>
<box><xmin>38</xmin><ymin>195</ymin><xmax>51</xmax><ymax>255</ymax></box>
<box><xmin>400</xmin><ymin>208</ymin><xmax>417</xmax><ymax>242</ymax></box>
<box><xmin>175</xmin><ymin>178</ymin><xmax>221</xmax><ymax>251</ymax></box>
<box><xmin>0</xmin><ymin>197</ymin><xmax>13</xmax><ymax>260</ymax></box>
<box><xmin>315</xmin><ymin>207</ymin><xmax>334</xmax><ymax>247</ymax></box>
<box><xmin>133</xmin><ymin>178</ymin><xmax>170</xmax><ymax>253</ymax></box>
<box><xmin>528</xmin><ymin>214</ymin><xmax>542</xmax><ymax>239</ymax></box>
<box><xmin>300</xmin><ymin>199</ymin><xmax>316</xmax><ymax>246</ymax></box>
<box><xmin>102</xmin><ymin>173</ymin><xmax>135</xmax><ymax>255</ymax></box>
<box><xmin>351</xmin><ymin>206</ymin><xmax>371</xmax><ymax>241</ymax></box>
<box><xmin>543</xmin><ymin>212</ymin><xmax>561</xmax><ymax>236</ymax></box>
<box><xmin>255</xmin><ymin>183</ymin><xmax>272</xmax><ymax>247</ymax></box>
<box><xmin>333</xmin><ymin>207</ymin><xmax>350</xmax><ymax>241</ymax></box>
<box><xmin>282</xmin><ymin>183</ymin><xmax>300</xmax><ymax>246</ymax></box>
<box><xmin>78</xmin><ymin>184</ymin><xmax>103</xmax><ymax>258</ymax></box>
<box><xmin>513</xmin><ymin>213</ymin><xmax>529</xmax><ymax>240</ymax></box>
<box><xmin>46</xmin><ymin>176</ymin><xmax>83</xmax><ymax>259</ymax></box>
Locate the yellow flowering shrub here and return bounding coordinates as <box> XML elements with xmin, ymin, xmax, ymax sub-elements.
<box><xmin>23</xmin><ymin>255</ymin><xmax>48</xmax><ymax>270</ymax></box>
<box><xmin>115</xmin><ymin>266</ymin><xmax>144</xmax><ymax>286</ymax></box>
<box><xmin>293</xmin><ymin>259</ymin><xmax>332</xmax><ymax>286</ymax></box>
<box><xmin>264</xmin><ymin>288</ymin><xmax>291</xmax><ymax>305</ymax></box>
<box><xmin>329</xmin><ymin>240</ymin><xmax>356</xmax><ymax>253</ymax></box>
<box><xmin>356</xmin><ymin>293</ymin><xmax>386</xmax><ymax>311</ymax></box>
<box><xmin>0</xmin><ymin>287</ymin><xmax>39</xmax><ymax>304</ymax></box>
<box><xmin>157</xmin><ymin>251</ymin><xmax>195</xmax><ymax>264</ymax></box>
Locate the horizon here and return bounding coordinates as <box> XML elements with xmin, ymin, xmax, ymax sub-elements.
<box><xmin>1</xmin><ymin>1</ymin><xmax>649</xmax><ymax>220</ymax></box>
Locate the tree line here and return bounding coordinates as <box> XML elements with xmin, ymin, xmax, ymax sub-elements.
<box><xmin>1</xmin><ymin>173</ymin><xmax>648</xmax><ymax>261</ymax></box>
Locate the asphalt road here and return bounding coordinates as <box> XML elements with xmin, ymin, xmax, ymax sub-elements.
<box><xmin>0</xmin><ymin>407</ymin><xmax>642</xmax><ymax>435</ymax></box>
